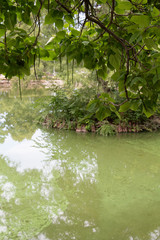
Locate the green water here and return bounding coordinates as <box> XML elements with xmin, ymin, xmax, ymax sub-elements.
<box><xmin>0</xmin><ymin>91</ymin><xmax>160</xmax><ymax>240</ymax></box>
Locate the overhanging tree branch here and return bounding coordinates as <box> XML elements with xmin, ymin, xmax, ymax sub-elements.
<box><xmin>107</xmin><ymin>0</ymin><xmax>115</xmax><ymax>28</ymax></box>
<box><xmin>55</xmin><ymin>0</ymin><xmax>72</xmax><ymax>13</ymax></box>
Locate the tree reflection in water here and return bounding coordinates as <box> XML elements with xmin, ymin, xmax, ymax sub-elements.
<box><xmin>1</xmin><ymin>92</ymin><xmax>160</xmax><ymax>240</ymax></box>
<box><xmin>0</xmin><ymin>129</ymin><xmax>99</xmax><ymax>240</ymax></box>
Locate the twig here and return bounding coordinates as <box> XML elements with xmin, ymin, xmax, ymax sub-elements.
<box><xmin>79</xmin><ymin>18</ymin><xmax>87</xmax><ymax>38</ymax></box>
<box><xmin>107</xmin><ymin>0</ymin><xmax>115</xmax><ymax>28</ymax></box>
<box><xmin>134</xmin><ymin>44</ymin><xmax>145</xmax><ymax>57</ymax></box>
<box><xmin>48</xmin><ymin>0</ymin><xmax>50</xmax><ymax>13</ymax></box>
<box><xmin>34</xmin><ymin>54</ymin><xmax>38</xmax><ymax>80</ymax></box>
<box><xmin>109</xmin><ymin>99</ymin><xmax>128</xmax><ymax>107</ymax></box>
<box><xmin>55</xmin><ymin>0</ymin><xmax>72</xmax><ymax>13</ymax></box>
<box><xmin>72</xmin><ymin>0</ymin><xmax>84</xmax><ymax>11</ymax></box>
<box><xmin>124</xmin><ymin>50</ymin><xmax>130</xmax><ymax>100</ymax></box>
<box><xmin>93</xmin><ymin>30</ymin><xmax>105</xmax><ymax>41</ymax></box>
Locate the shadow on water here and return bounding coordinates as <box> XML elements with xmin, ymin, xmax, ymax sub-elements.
<box><xmin>0</xmin><ymin>90</ymin><xmax>160</xmax><ymax>239</ymax></box>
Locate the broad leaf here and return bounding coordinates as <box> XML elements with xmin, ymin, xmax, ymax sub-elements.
<box><xmin>109</xmin><ymin>54</ymin><xmax>121</xmax><ymax>70</ymax></box>
<box><xmin>130</xmin><ymin>15</ymin><xmax>150</xmax><ymax>28</ymax></box>
<box><xmin>96</xmin><ymin>106</ymin><xmax>111</xmax><ymax>121</ymax></box>
<box><xmin>55</xmin><ymin>19</ymin><xmax>64</xmax><ymax>30</ymax></box>
<box><xmin>144</xmin><ymin>38</ymin><xmax>158</xmax><ymax>50</ymax></box>
<box><xmin>119</xmin><ymin>101</ymin><xmax>131</xmax><ymax>112</ymax></box>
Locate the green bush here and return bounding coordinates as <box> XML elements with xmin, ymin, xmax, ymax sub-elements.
<box><xmin>96</xmin><ymin>122</ymin><xmax>116</xmax><ymax>136</ymax></box>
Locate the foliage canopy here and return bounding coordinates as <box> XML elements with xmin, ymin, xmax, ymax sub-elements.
<box><xmin>0</xmin><ymin>0</ymin><xmax>160</xmax><ymax>116</ymax></box>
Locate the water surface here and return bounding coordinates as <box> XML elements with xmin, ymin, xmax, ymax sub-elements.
<box><xmin>0</xmin><ymin>91</ymin><xmax>160</xmax><ymax>240</ymax></box>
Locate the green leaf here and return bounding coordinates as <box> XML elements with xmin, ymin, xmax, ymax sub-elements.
<box><xmin>130</xmin><ymin>15</ymin><xmax>150</xmax><ymax>28</ymax></box>
<box><xmin>144</xmin><ymin>38</ymin><xmax>158</xmax><ymax>50</ymax></box>
<box><xmin>75</xmin><ymin>52</ymin><xmax>83</xmax><ymax>65</ymax></box>
<box><xmin>117</xmin><ymin>1</ymin><xmax>132</xmax><ymax>10</ymax></box>
<box><xmin>130</xmin><ymin>77</ymin><xmax>146</xmax><ymax>87</ymax></box>
<box><xmin>129</xmin><ymin>32</ymin><xmax>141</xmax><ymax>43</ymax></box>
<box><xmin>98</xmin><ymin>0</ymin><xmax>107</xmax><ymax>3</ymax></box>
<box><xmin>0</xmin><ymin>28</ymin><xmax>5</xmax><ymax>37</ymax></box>
<box><xmin>97</xmin><ymin>67</ymin><xmax>107</xmax><ymax>79</ymax></box>
<box><xmin>22</xmin><ymin>11</ymin><xmax>31</xmax><ymax>25</ymax></box>
<box><xmin>119</xmin><ymin>101</ymin><xmax>131</xmax><ymax>112</ymax></box>
<box><xmin>4</xmin><ymin>12</ymin><xmax>17</xmax><ymax>30</ymax></box>
<box><xmin>56</xmin><ymin>30</ymin><xmax>66</xmax><ymax>39</ymax></box>
<box><xmin>71</xmin><ymin>28</ymin><xmax>80</xmax><ymax>36</ymax></box>
<box><xmin>64</xmin><ymin>15</ymin><xmax>74</xmax><ymax>25</ymax></box>
<box><xmin>130</xmin><ymin>101</ymin><xmax>141</xmax><ymax>111</ymax></box>
<box><xmin>151</xmin><ymin>7</ymin><xmax>159</xmax><ymax>17</ymax></box>
<box><xmin>39</xmin><ymin>49</ymin><xmax>49</xmax><ymax>58</ymax></box>
<box><xmin>115</xmin><ymin>0</ymin><xmax>132</xmax><ymax>14</ymax></box>
<box><xmin>87</xmin><ymin>99</ymin><xmax>99</xmax><ymax>112</ymax></box>
<box><xmin>55</xmin><ymin>19</ymin><xmax>64</xmax><ymax>30</ymax></box>
<box><xmin>0</xmin><ymin>24</ymin><xmax>5</xmax><ymax>29</ymax></box>
<box><xmin>140</xmin><ymin>0</ymin><xmax>147</xmax><ymax>3</ymax></box>
<box><xmin>115</xmin><ymin>111</ymin><xmax>121</xmax><ymax>119</ymax></box>
<box><xmin>118</xmin><ymin>80</ymin><xmax>125</xmax><ymax>92</ymax></box>
<box><xmin>111</xmin><ymin>71</ymin><xmax>120</xmax><ymax>81</ymax></box>
<box><xmin>45</xmin><ymin>13</ymin><xmax>54</xmax><ymax>24</ymax></box>
<box><xmin>96</xmin><ymin>106</ymin><xmax>111</xmax><ymax>121</ymax></box>
<box><xmin>47</xmin><ymin>51</ymin><xmax>57</xmax><ymax>61</ymax></box>
<box><xmin>153</xmin><ymin>73</ymin><xmax>160</xmax><ymax>84</ymax></box>
<box><xmin>109</xmin><ymin>104</ymin><xmax>117</xmax><ymax>112</ymax></box>
<box><xmin>52</xmin><ymin>10</ymin><xmax>63</xmax><ymax>19</ymax></box>
<box><xmin>109</xmin><ymin>54</ymin><xmax>120</xmax><ymax>70</ymax></box>
<box><xmin>83</xmin><ymin>55</ymin><xmax>96</xmax><ymax>69</ymax></box>
<box><xmin>132</xmin><ymin>0</ymin><xmax>147</xmax><ymax>3</ymax></box>
<box><xmin>143</xmin><ymin>107</ymin><xmax>154</xmax><ymax>118</ymax></box>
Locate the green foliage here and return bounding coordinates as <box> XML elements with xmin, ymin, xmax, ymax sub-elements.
<box><xmin>1</xmin><ymin>0</ymin><xmax>160</xmax><ymax>117</ymax></box>
<box><xmin>35</xmin><ymin>87</ymin><xmax>96</xmax><ymax>125</ymax></box>
<box><xmin>0</xmin><ymin>92</ymin><xmax>44</xmax><ymax>141</ymax></box>
<box><xmin>96</xmin><ymin>122</ymin><xmax>116</xmax><ymax>136</ymax></box>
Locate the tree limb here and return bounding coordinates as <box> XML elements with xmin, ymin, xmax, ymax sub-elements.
<box><xmin>55</xmin><ymin>0</ymin><xmax>72</xmax><ymax>13</ymax></box>
<box><xmin>107</xmin><ymin>0</ymin><xmax>115</xmax><ymax>28</ymax></box>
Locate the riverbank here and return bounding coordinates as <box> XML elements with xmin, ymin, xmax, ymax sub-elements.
<box><xmin>36</xmin><ymin>87</ymin><xmax>160</xmax><ymax>136</ymax></box>
<box><xmin>0</xmin><ymin>77</ymin><xmax>64</xmax><ymax>91</ymax></box>
<box><xmin>42</xmin><ymin>114</ymin><xmax>160</xmax><ymax>136</ymax></box>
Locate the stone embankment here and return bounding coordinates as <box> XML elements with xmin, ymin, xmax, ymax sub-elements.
<box><xmin>0</xmin><ymin>75</ymin><xmax>11</xmax><ymax>90</ymax></box>
<box><xmin>27</xmin><ymin>79</ymin><xmax>64</xmax><ymax>88</ymax></box>
<box><xmin>0</xmin><ymin>75</ymin><xmax>64</xmax><ymax>90</ymax></box>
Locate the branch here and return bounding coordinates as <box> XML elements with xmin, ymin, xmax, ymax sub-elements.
<box><xmin>93</xmin><ymin>30</ymin><xmax>105</xmax><ymax>42</ymax></box>
<box><xmin>124</xmin><ymin>50</ymin><xmax>130</xmax><ymax>100</ymax></box>
<box><xmin>84</xmin><ymin>9</ymin><xmax>126</xmax><ymax>48</ymax></box>
<box><xmin>127</xmin><ymin>0</ymin><xmax>145</xmax><ymax>11</ymax></box>
<box><xmin>107</xmin><ymin>0</ymin><xmax>115</xmax><ymax>28</ymax></box>
<box><xmin>4</xmin><ymin>30</ymin><xmax>8</xmax><ymax>61</ymax></box>
<box><xmin>34</xmin><ymin>54</ymin><xmax>38</xmax><ymax>80</ymax></box>
<box><xmin>79</xmin><ymin>18</ymin><xmax>87</xmax><ymax>38</ymax></box>
<box><xmin>23</xmin><ymin>0</ymin><xmax>44</xmax><ymax>57</ymax></box>
<box><xmin>48</xmin><ymin>0</ymin><xmax>50</xmax><ymax>13</ymax></box>
<box><xmin>28</xmin><ymin>0</ymin><xmax>43</xmax><ymax>37</ymax></box>
<box><xmin>115</xmin><ymin>12</ymin><xmax>132</xmax><ymax>17</ymax></box>
<box><xmin>55</xmin><ymin>0</ymin><xmax>72</xmax><ymax>13</ymax></box>
<box><xmin>72</xmin><ymin>0</ymin><xmax>84</xmax><ymax>12</ymax></box>
<box><xmin>144</xmin><ymin>25</ymin><xmax>160</xmax><ymax>32</ymax></box>
<box><xmin>134</xmin><ymin>44</ymin><xmax>145</xmax><ymax>57</ymax></box>
<box><xmin>109</xmin><ymin>99</ymin><xmax>128</xmax><ymax>107</ymax></box>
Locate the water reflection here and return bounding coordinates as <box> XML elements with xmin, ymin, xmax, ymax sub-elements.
<box><xmin>0</xmin><ymin>100</ymin><xmax>37</xmax><ymax>142</ymax></box>
<box><xmin>0</xmin><ymin>125</ymin><xmax>99</xmax><ymax>239</ymax></box>
<box><xmin>0</xmin><ymin>153</ymin><xmax>68</xmax><ymax>239</ymax></box>
<box><xmin>1</xmin><ymin>92</ymin><xmax>160</xmax><ymax>239</ymax></box>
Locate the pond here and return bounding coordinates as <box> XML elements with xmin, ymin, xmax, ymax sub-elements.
<box><xmin>0</xmin><ymin>90</ymin><xmax>160</xmax><ymax>240</ymax></box>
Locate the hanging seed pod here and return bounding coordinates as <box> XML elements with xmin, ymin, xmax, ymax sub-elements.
<box><xmin>18</xmin><ymin>75</ymin><xmax>22</xmax><ymax>100</ymax></box>
<box><xmin>66</xmin><ymin>56</ymin><xmax>69</xmax><ymax>84</ymax></box>
<box><xmin>34</xmin><ymin>54</ymin><xmax>38</xmax><ymax>80</ymax></box>
<box><xmin>72</xmin><ymin>59</ymin><xmax>74</xmax><ymax>84</ymax></box>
